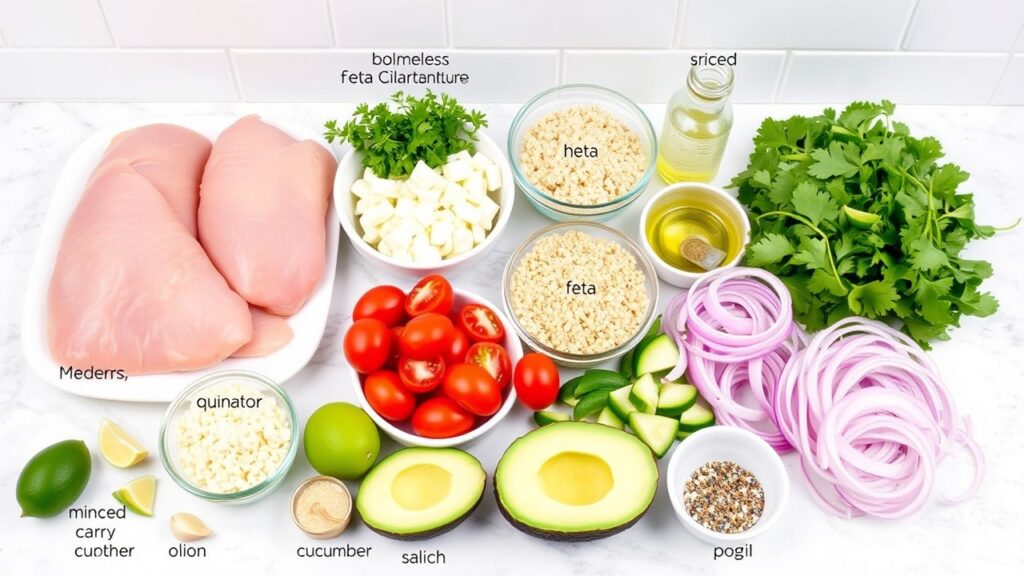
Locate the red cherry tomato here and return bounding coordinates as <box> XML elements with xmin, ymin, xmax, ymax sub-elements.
<box><xmin>399</xmin><ymin>313</ymin><xmax>454</xmax><ymax>360</ymax></box>
<box><xmin>443</xmin><ymin>363</ymin><xmax>502</xmax><ymax>417</ymax></box>
<box><xmin>363</xmin><ymin>370</ymin><xmax>415</xmax><ymax>421</ymax></box>
<box><xmin>344</xmin><ymin>318</ymin><xmax>392</xmax><ymax>374</ymax></box>
<box><xmin>398</xmin><ymin>356</ymin><xmax>446</xmax><ymax>393</ymax></box>
<box><xmin>353</xmin><ymin>285</ymin><xmax>407</xmax><ymax>327</ymax></box>
<box><xmin>457</xmin><ymin>304</ymin><xmax>505</xmax><ymax>343</ymax></box>
<box><xmin>466</xmin><ymin>342</ymin><xmax>512</xmax><ymax>389</ymax></box>
<box><xmin>405</xmin><ymin>275</ymin><xmax>454</xmax><ymax>317</ymax></box>
<box><xmin>445</xmin><ymin>327</ymin><xmax>471</xmax><ymax>365</ymax></box>
<box><xmin>513</xmin><ymin>353</ymin><xmax>560</xmax><ymax>410</ymax></box>
<box><xmin>386</xmin><ymin>326</ymin><xmax>404</xmax><ymax>369</ymax></box>
<box><xmin>411</xmin><ymin>397</ymin><xmax>476</xmax><ymax>439</ymax></box>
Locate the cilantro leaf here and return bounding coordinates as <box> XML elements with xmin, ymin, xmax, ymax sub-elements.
<box><xmin>808</xmin><ymin>142</ymin><xmax>859</xmax><ymax>179</ymax></box>
<box><xmin>791</xmin><ymin>181</ymin><xmax>839</xmax><ymax>225</ymax></box>
<box><xmin>747</xmin><ymin>233</ymin><xmax>795</xmax><ymax>266</ymax></box>
<box><xmin>847</xmin><ymin>281</ymin><xmax>899</xmax><ymax>317</ymax></box>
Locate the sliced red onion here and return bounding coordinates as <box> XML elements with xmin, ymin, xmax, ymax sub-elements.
<box><xmin>774</xmin><ymin>316</ymin><xmax>984</xmax><ymax>518</ymax></box>
<box><xmin>664</xmin><ymin>267</ymin><xmax>803</xmax><ymax>452</ymax></box>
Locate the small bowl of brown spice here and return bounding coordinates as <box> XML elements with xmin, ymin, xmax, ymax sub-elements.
<box><xmin>666</xmin><ymin>426</ymin><xmax>789</xmax><ymax>544</ymax></box>
<box><xmin>291</xmin><ymin>476</ymin><xmax>353</xmax><ymax>539</ymax></box>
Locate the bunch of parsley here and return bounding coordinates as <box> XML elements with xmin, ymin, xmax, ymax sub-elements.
<box><xmin>731</xmin><ymin>100</ymin><xmax>1011</xmax><ymax>346</ymax></box>
<box><xmin>325</xmin><ymin>90</ymin><xmax>487</xmax><ymax>179</ymax></box>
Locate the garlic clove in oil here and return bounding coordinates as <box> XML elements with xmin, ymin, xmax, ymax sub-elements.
<box><xmin>170</xmin><ymin>512</ymin><xmax>212</xmax><ymax>542</ymax></box>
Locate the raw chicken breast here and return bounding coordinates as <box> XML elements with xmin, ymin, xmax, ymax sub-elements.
<box><xmin>199</xmin><ymin>115</ymin><xmax>336</xmax><ymax>316</ymax></box>
<box><xmin>47</xmin><ymin>161</ymin><xmax>253</xmax><ymax>375</ymax></box>
<box><xmin>231</xmin><ymin>308</ymin><xmax>294</xmax><ymax>358</ymax></box>
<box><xmin>94</xmin><ymin>124</ymin><xmax>211</xmax><ymax>236</ymax></box>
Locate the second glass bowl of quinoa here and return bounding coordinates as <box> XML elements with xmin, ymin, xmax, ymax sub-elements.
<box><xmin>508</xmin><ymin>84</ymin><xmax>657</xmax><ymax>222</ymax></box>
<box><xmin>502</xmin><ymin>222</ymin><xmax>659</xmax><ymax>367</ymax></box>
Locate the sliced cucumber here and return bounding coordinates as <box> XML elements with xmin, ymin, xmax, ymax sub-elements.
<box><xmin>656</xmin><ymin>382</ymin><xmax>699</xmax><ymax>417</ymax></box>
<box><xmin>628</xmin><ymin>412</ymin><xmax>680</xmax><ymax>459</ymax></box>
<box><xmin>533</xmin><ymin>411</ymin><xmax>570</xmax><ymax>427</ymax></box>
<box><xmin>628</xmin><ymin>373</ymin><xmax>659</xmax><ymax>414</ymax></box>
<box><xmin>608</xmin><ymin>385</ymin><xmax>637</xmax><ymax>420</ymax></box>
<box><xmin>572</xmin><ymin>390</ymin><xmax>609</xmax><ymax>421</ymax></box>
<box><xmin>572</xmin><ymin>369</ymin><xmax>627</xmax><ymax>397</ymax></box>
<box><xmin>558</xmin><ymin>376</ymin><xmax>582</xmax><ymax>407</ymax></box>
<box><xmin>676</xmin><ymin>430</ymin><xmax>692</xmax><ymax>441</ymax></box>
<box><xmin>635</xmin><ymin>334</ymin><xmax>680</xmax><ymax>376</ymax></box>
<box><xmin>679</xmin><ymin>398</ymin><xmax>716</xmax><ymax>433</ymax></box>
<box><xmin>595</xmin><ymin>406</ymin><xmax>624</xmax><ymax>430</ymax></box>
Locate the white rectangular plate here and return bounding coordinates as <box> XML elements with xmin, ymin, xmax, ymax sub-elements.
<box><xmin>21</xmin><ymin>116</ymin><xmax>339</xmax><ymax>402</ymax></box>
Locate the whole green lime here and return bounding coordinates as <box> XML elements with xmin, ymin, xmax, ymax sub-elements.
<box><xmin>17</xmin><ymin>439</ymin><xmax>92</xmax><ymax>518</ymax></box>
<box><xmin>304</xmin><ymin>402</ymin><xmax>380</xmax><ymax>480</ymax></box>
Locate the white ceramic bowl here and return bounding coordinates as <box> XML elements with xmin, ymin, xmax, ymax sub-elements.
<box><xmin>639</xmin><ymin>182</ymin><xmax>750</xmax><ymax>288</ymax></box>
<box><xmin>348</xmin><ymin>288</ymin><xmax>522</xmax><ymax>448</ymax></box>
<box><xmin>666</xmin><ymin>426</ymin><xmax>789</xmax><ymax>545</ymax></box>
<box><xmin>333</xmin><ymin>132</ymin><xmax>514</xmax><ymax>278</ymax></box>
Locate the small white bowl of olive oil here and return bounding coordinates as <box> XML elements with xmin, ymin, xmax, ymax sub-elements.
<box><xmin>639</xmin><ymin>183</ymin><xmax>750</xmax><ymax>288</ymax></box>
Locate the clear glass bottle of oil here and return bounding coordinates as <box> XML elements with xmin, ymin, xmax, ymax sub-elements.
<box><xmin>656</xmin><ymin>64</ymin><xmax>735</xmax><ymax>183</ymax></box>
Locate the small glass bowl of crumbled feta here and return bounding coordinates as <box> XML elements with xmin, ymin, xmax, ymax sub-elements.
<box><xmin>159</xmin><ymin>371</ymin><xmax>299</xmax><ymax>504</ymax></box>
<box><xmin>333</xmin><ymin>131</ymin><xmax>514</xmax><ymax>278</ymax></box>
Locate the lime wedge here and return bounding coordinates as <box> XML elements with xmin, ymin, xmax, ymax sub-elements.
<box><xmin>113</xmin><ymin>475</ymin><xmax>156</xmax><ymax>517</ymax></box>
<box><xmin>843</xmin><ymin>205</ymin><xmax>881</xmax><ymax>228</ymax></box>
<box><xmin>98</xmin><ymin>418</ymin><xmax>148</xmax><ymax>468</ymax></box>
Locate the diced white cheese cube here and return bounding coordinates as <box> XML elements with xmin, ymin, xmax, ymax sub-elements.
<box><xmin>362</xmin><ymin>201</ymin><xmax>395</xmax><ymax>229</ymax></box>
<box><xmin>477</xmin><ymin>195</ymin><xmax>500</xmax><ymax>229</ymax></box>
<box><xmin>452</xmin><ymin>200</ymin><xmax>479</xmax><ymax>224</ymax></box>
<box><xmin>483</xmin><ymin>162</ymin><xmax>501</xmax><ymax>192</ymax></box>
<box><xmin>452</xmin><ymin>226</ymin><xmax>474</xmax><ymax>256</ymax></box>
<box><xmin>410</xmin><ymin>160</ymin><xmax>447</xmax><ymax>191</ymax></box>
<box><xmin>413</xmin><ymin>204</ymin><xmax>436</xmax><ymax>229</ymax></box>
<box><xmin>442</xmin><ymin>159</ymin><xmax>473</xmax><ymax>182</ymax></box>
<box><xmin>354</xmin><ymin>195</ymin><xmax>375</xmax><ymax>216</ymax></box>
<box><xmin>471</xmin><ymin>222</ymin><xmax>486</xmax><ymax>245</ymax></box>
<box><xmin>350</xmin><ymin>179</ymin><xmax>374</xmax><ymax>199</ymax></box>
<box><xmin>376</xmin><ymin>239</ymin><xmax>392</xmax><ymax>256</ymax></box>
<box><xmin>391</xmin><ymin>248</ymin><xmax>412</xmax><ymax>262</ymax></box>
<box><xmin>430</xmin><ymin>219</ymin><xmax>453</xmax><ymax>247</ymax></box>
<box><xmin>441</xmin><ymin>182</ymin><xmax>467</xmax><ymax>208</ymax></box>
<box><xmin>413</xmin><ymin>243</ymin><xmax>442</xmax><ymax>263</ymax></box>
<box><xmin>394</xmin><ymin>197</ymin><xmax>417</xmax><ymax>219</ymax></box>
<box><xmin>417</xmin><ymin>183</ymin><xmax>443</xmax><ymax>207</ymax></box>
<box><xmin>448</xmin><ymin>150</ymin><xmax>473</xmax><ymax>163</ymax></box>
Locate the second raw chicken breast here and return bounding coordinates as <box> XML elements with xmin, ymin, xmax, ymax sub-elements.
<box><xmin>199</xmin><ymin>116</ymin><xmax>337</xmax><ymax>316</ymax></box>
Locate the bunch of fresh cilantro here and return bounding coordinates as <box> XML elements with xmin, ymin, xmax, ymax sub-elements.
<box><xmin>325</xmin><ymin>90</ymin><xmax>487</xmax><ymax>179</ymax></box>
<box><xmin>731</xmin><ymin>100</ymin><xmax>1010</xmax><ymax>346</ymax></box>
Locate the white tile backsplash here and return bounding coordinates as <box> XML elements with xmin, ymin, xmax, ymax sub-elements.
<box><xmin>0</xmin><ymin>0</ymin><xmax>1021</xmax><ymax>104</ymax></box>
<box><xmin>563</xmin><ymin>50</ymin><xmax>785</xmax><ymax>103</ymax></box>
<box><xmin>0</xmin><ymin>50</ymin><xmax>235</xmax><ymax>100</ymax></box>
<box><xmin>0</xmin><ymin>0</ymin><xmax>111</xmax><ymax>47</ymax></box>
<box><xmin>781</xmin><ymin>52</ymin><xmax>1008</xmax><ymax>104</ymax></box>
<box><xmin>330</xmin><ymin>0</ymin><xmax>446</xmax><ymax>48</ymax></box>
<box><xmin>450</xmin><ymin>0</ymin><xmax>677</xmax><ymax>48</ymax></box>
<box><xmin>993</xmin><ymin>55</ymin><xmax>1024</xmax><ymax>104</ymax></box>
<box><xmin>100</xmin><ymin>0</ymin><xmax>332</xmax><ymax>48</ymax></box>
<box><xmin>678</xmin><ymin>0</ymin><xmax>914</xmax><ymax>50</ymax></box>
<box><xmin>231</xmin><ymin>50</ymin><xmax>558</xmax><ymax>102</ymax></box>
<box><xmin>904</xmin><ymin>0</ymin><xmax>1024</xmax><ymax>52</ymax></box>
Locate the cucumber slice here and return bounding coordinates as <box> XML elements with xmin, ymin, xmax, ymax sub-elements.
<box><xmin>595</xmin><ymin>406</ymin><xmax>624</xmax><ymax>430</ymax></box>
<box><xmin>635</xmin><ymin>334</ymin><xmax>680</xmax><ymax>376</ymax></box>
<box><xmin>628</xmin><ymin>412</ymin><xmax>679</xmax><ymax>459</ymax></box>
<box><xmin>656</xmin><ymin>382</ymin><xmax>699</xmax><ymax>417</ymax></box>
<box><xmin>608</xmin><ymin>385</ymin><xmax>637</xmax><ymax>420</ymax></box>
<box><xmin>572</xmin><ymin>369</ymin><xmax>627</xmax><ymax>397</ymax></box>
<box><xmin>558</xmin><ymin>376</ymin><xmax>583</xmax><ymax>407</ymax></box>
<box><xmin>572</xmin><ymin>390</ymin><xmax>609</xmax><ymax>421</ymax></box>
<box><xmin>676</xmin><ymin>430</ymin><xmax>692</xmax><ymax>441</ymax></box>
<box><xmin>679</xmin><ymin>398</ymin><xmax>716</xmax><ymax>433</ymax></box>
<box><xmin>533</xmin><ymin>411</ymin><xmax>570</xmax><ymax>427</ymax></box>
<box><xmin>628</xmin><ymin>373</ymin><xmax>659</xmax><ymax>414</ymax></box>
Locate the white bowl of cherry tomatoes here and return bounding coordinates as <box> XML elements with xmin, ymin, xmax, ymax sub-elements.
<box><xmin>343</xmin><ymin>275</ymin><xmax>523</xmax><ymax>447</ymax></box>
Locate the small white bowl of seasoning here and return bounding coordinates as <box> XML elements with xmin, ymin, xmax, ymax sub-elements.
<box><xmin>666</xmin><ymin>426</ymin><xmax>789</xmax><ymax>545</ymax></box>
<box><xmin>639</xmin><ymin>182</ymin><xmax>750</xmax><ymax>288</ymax></box>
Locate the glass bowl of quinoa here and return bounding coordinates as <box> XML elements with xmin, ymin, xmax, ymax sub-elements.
<box><xmin>502</xmin><ymin>222</ymin><xmax>659</xmax><ymax>367</ymax></box>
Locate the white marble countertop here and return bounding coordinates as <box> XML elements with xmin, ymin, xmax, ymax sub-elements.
<box><xmin>1</xmin><ymin>102</ymin><xmax>1022</xmax><ymax>576</ymax></box>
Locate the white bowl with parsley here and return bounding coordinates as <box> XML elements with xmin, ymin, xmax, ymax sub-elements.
<box><xmin>328</xmin><ymin>92</ymin><xmax>514</xmax><ymax>278</ymax></box>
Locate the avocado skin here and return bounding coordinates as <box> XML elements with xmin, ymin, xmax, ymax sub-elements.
<box><xmin>360</xmin><ymin>487</ymin><xmax>484</xmax><ymax>541</ymax></box>
<box><xmin>493</xmin><ymin>474</ymin><xmax>657</xmax><ymax>541</ymax></box>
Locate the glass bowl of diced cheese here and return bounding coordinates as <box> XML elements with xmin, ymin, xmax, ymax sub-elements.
<box><xmin>159</xmin><ymin>370</ymin><xmax>300</xmax><ymax>504</ymax></box>
<box><xmin>333</xmin><ymin>131</ymin><xmax>514</xmax><ymax>277</ymax></box>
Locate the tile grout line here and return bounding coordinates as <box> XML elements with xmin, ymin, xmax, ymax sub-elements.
<box><xmin>988</xmin><ymin>53</ymin><xmax>1014</xmax><ymax>105</ymax></box>
<box><xmin>898</xmin><ymin>0</ymin><xmax>921</xmax><ymax>51</ymax></box>
<box><xmin>323</xmin><ymin>0</ymin><xmax>338</xmax><ymax>47</ymax></box>
<box><xmin>95</xmin><ymin>0</ymin><xmax>118</xmax><ymax>48</ymax></box>
<box><xmin>225</xmin><ymin>49</ymin><xmax>244</xmax><ymax>102</ymax></box>
<box><xmin>444</xmin><ymin>0</ymin><xmax>454</xmax><ymax>49</ymax></box>
<box><xmin>672</xmin><ymin>0</ymin><xmax>687</xmax><ymax>48</ymax></box>
<box><xmin>771</xmin><ymin>50</ymin><xmax>794</xmax><ymax>104</ymax></box>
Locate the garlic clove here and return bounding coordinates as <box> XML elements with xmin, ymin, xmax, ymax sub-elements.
<box><xmin>170</xmin><ymin>512</ymin><xmax>212</xmax><ymax>542</ymax></box>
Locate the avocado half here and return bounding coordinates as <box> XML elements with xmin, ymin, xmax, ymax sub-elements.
<box><xmin>356</xmin><ymin>447</ymin><xmax>485</xmax><ymax>540</ymax></box>
<box><xmin>494</xmin><ymin>421</ymin><xmax>659</xmax><ymax>541</ymax></box>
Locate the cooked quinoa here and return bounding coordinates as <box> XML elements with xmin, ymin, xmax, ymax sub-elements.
<box><xmin>519</xmin><ymin>105</ymin><xmax>646</xmax><ymax>205</ymax></box>
<box><xmin>510</xmin><ymin>230</ymin><xmax>649</xmax><ymax>355</ymax></box>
